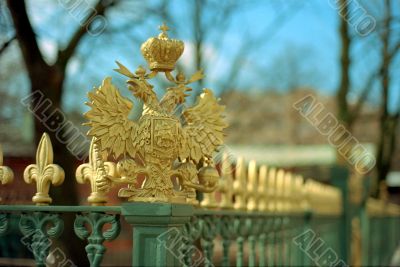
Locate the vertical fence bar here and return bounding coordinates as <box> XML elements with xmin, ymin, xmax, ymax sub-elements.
<box><xmin>248</xmin><ymin>218</ymin><xmax>262</xmax><ymax>267</ymax></box>
<box><xmin>330</xmin><ymin>165</ymin><xmax>350</xmax><ymax>264</ymax></box>
<box><xmin>248</xmin><ymin>234</ymin><xmax>256</xmax><ymax>267</ymax></box>
<box><xmin>267</xmin><ymin>231</ymin><xmax>275</xmax><ymax>267</ymax></box>
<box><xmin>234</xmin><ymin>217</ymin><xmax>249</xmax><ymax>267</ymax></box>
<box><xmin>274</xmin><ymin>216</ymin><xmax>282</xmax><ymax>266</ymax></box>
<box><xmin>236</xmin><ymin>236</ymin><xmax>244</xmax><ymax>267</ymax></box>
<box><xmin>222</xmin><ymin>239</ymin><xmax>231</xmax><ymax>267</ymax></box>
<box><xmin>200</xmin><ymin>215</ymin><xmax>218</xmax><ymax>267</ymax></box>
<box><xmin>259</xmin><ymin>233</ymin><xmax>267</xmax><ymax>267</ymax></box>
<box><xmin>220</xmin><ymin>216</ymin><xmax>234</xmax><ymax>267</ymax></box>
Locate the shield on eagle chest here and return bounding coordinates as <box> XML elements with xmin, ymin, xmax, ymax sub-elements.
<box><xmin>148</xmin><ymin>116</ymin><xmax>180</xmax><ymax>159</ymax></box>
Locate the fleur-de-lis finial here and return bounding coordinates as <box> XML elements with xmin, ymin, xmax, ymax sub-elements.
<box><xmin>257</xmin><ymin>165</ymin><xmax>268</xmax><ymax>212</ymax></box>
<box><xmin>0</xmin><ymin>144</ymin><xmax>14</xmax><ymax>202</ymax></box>
<box><xmin>76</xmin><ymin>138</ymin><xmax>116</xmax><ymax>205</ymax></box>
<box><xmin>275</xmin><ymin>169</ymin><xmax>285</xmax><ymax>212</ymax></box>
<box><xmin>267</xmin><ymin>167</ymin><xmax>276</xmax><ymax>212</ymax></box>
<box><xmin>293</xmin><ymin>175</ymin><xmax>304</xmax><ymax>212</ymax></box>
<box><xmin>246</xmin><ymin>160</ymin><xmax>258</xmax><ymax>211</ymax></box>
<box><xmin>219</xmin><ymin>152</ymin><xmax>233</xmax><ymax>209</ymax></box>
<box><xmin>283</xmin><ymin>172</ymin><xmax>292</xmax><ymax>212</ymax></box>
<box><xmin>23</xmin><ymin>133</ymin><xmax>65</xmax><ymax>205</ymax></box>
<box><xmin>233</xmin><ymin>157</ymin><xmax>247</xmax><ymax>210</ymax></box>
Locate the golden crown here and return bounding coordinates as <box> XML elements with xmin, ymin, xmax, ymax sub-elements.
<box><xmin>140</xmin><ymin>23</ymin><xmax>184</xmax><ymax>72</ymax></box>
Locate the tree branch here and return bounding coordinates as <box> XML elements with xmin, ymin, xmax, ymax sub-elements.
<box><xmin>349</xmin><ymin>71</ymin><xmax>378</xmax><ymax>124</ymax></box>
<box><xmin>0</xmin><ymin>34</ymin><xmax>15</xmax><ymax>55</ymax></box>
<box><xmin>56</xmin><ymin>0</ymin><xmax>116</xmax><ymax>67</ymax></box>
<box><xmin>219</xmin><ymin>2</ymin><xmax>304</xmax><ymax>93</ymax></box>
<box><xmin>6</xmin><ymin>0</ymin><xmax>47</xmax><ymax>69</ymax></box>
<box><xmin>337</xmin><ymin>0</ymin><xmax>352</xmax><ymax>125</ymax></box>
<box><xmin>389</xmin><ymin>42</ymin><xmax>400</xmax><ymax>60</ymax></box>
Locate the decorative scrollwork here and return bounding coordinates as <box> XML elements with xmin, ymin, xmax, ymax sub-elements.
<box><xmin>74</xmin><ymin>212</ymin><xmax>121</xmax><ymax>267</ymax></box>
<box><xmin>23</xmin><ymin>133</ymin><xmax>65</xmax><ymax>205</ymax></box>
<box><xmin>0</xmin><ymin>213</ymin><xmax>9</xmax><ymax>236</ymax></box>
<box><xmin>219</xmin><ymin>216</ymin><xmax>235</xmax><ymax>240</ymax></box>
<box><xmin>181</xmin><ymin>216</ymin><xmax>203</xmax><ymax>266</ymax></box>
<box><xmin>183</xmin><ymin>216</ymin><xmax>203</xmax><ymax>243</ymax></box>
<box><xmin>19</xmin><ymin>212</ymin><xmax>64</xmax><ymax>266</ymax></box>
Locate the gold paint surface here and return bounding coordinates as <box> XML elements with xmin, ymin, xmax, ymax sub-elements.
<box><xmin>23</xmin><ymin>133</ymin><xmax>65</xmax><ymax>205</ymax></box>
<box><xmin>85</xmin><ymin>24</ymin><xmax>227</xmax><ymax>203</ymax></box>
<box><xmin>0</xmin><ymin>144</ymin><xmax>14</xmax><ymax>202</ymax></box>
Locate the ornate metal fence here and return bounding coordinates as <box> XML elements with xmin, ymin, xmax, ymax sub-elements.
<box><xmin>1</xmin><ymin>135</ymin><xmax>398</xmax><ymax>266</ymax></box>
<box><xmin>0</xmin><ymin>24</ymin><xmax>399</xmax><ymax>267</ymax></box>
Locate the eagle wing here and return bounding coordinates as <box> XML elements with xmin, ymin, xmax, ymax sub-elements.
<box><xmin>180</xmin><ymin>89</ymin><xmax>228</xmax><ymax>163</ymax></box>
<box><xmin>84</xmin><ymin>77</ymin><xmax>139</xmax><ymax>159</ymax></box>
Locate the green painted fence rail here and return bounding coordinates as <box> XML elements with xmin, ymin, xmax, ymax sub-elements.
<box><xmin>1</xmin><ymin>203</ymin><xmax>397</xmax><ymax>267</ymax></box>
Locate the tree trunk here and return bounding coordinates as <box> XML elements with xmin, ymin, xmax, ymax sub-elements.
<box><xmin>375</xmin><ymin>0</ymin><xmax>396</xmax><ymax>196</ymax></box>
<box><xmin>336</xmin><ymin>0</ymin><xmax>353</xmax><ymax>166</ymax></box>
<box><xmin>29</xmin><ymin>65</ymin><xmax>89</xmax><ymax>265</ymax></box>
<box><xmin>5</xmin><ymin>0</ymin><xmax>117</xmax><ymax>263</ymax></box>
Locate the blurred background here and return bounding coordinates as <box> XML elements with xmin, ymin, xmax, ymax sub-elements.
<box><xmin>0</xmin><ymin>0</ymin><xmax>399</xmax><ymax>265</ymax></box>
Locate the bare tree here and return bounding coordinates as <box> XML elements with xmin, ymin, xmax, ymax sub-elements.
<box><xmin>335</xmin><ymin>0</ymin><xmax>379</xmax><ymax>166</ymax></box>
<box><xmin>335</xmin><ymin>0</ymin><xmax>400</xmax><ymax>192</ymax></box>
<box><xmin>6</xmin><ymin>0</ymin><xmax>117</xmax><ymax>263</ymax></box>
<box><xmin>262</xmin><ymin>44</ymin><xmax>323</xmax><ymax>91</ymax></box>
<box><xmin>158</xmin><ymin>1</ymin><xmax>304</xmax><ymax>98</ymax></box>
<box><xmin>0</xmin><ymin>0</ymin><xmax>15</xmax><ymax>55</ymax></box>
<box><xmin>375</xmin><ymin>0</ymin><xmax>400</xmax><ymax>194</ymax></box>
<box><xmin>336</xmin><ymin>0</ymin><xmax>352</xmax><ymax>131</ymax></box>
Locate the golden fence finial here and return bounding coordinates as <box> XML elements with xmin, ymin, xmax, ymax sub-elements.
<box><xmin>75</xmin><ymin>138</ymin><xmax>116</xmax><ymax>206</ymax></box>
<box><xmin>257</xmin><ymin>165</ymin><xmax>268</xmax><ymax>212</ymax></box>
<box><xmin>304</xmin><ymin>178</ymin><xmax>342</xmax><ymax>215</ymax></box>
<box><xmin>283</xmin><ymin>171</ymin><xmax>292</xmax><ymax>212</ymax></box>
<box><xmin>219</xmin><ymin>152</ymin><xmax>234</xmax><ymax>209</ymax></box>
<box><xmin>293</xmin><ymin>175</ymin><xmax>304</xmax><ymax>212</ymax></box>
<box><xmin>302</xmin><ymin>178</ymin><xmax>310</xmax><ymax>211</ymax></box>
<box><xmin>24</xmin><ymin>133</ymin><xmax>65</xmax><ymax>205</ymax></box>
<box><xmin>308</xmin><ymin>180</ymin><xmax>319</xmax><ymax>213</ymax></box>
<box><xmin>233</xmin><ymin>157</ymin><xmax>247</xmax><ymax>210</ymax></box>
<box><xmin>246</xmin><ymin>160</ymin><xmax>258</xmax><ymax>211</ymax></box>
<box><xmin>267</xmin><ymin>167</ymin><xmax>276</xmax><ymax>212</ymax></box>
<box><xmin>0</xmin><ymin>144</ymin><xmax>14</xmax><ymax>202</ymax></box>
<box><xmin>275</xmin><ymin>169</ymin><xmax>285</xmax><ymax>212</ymax></box>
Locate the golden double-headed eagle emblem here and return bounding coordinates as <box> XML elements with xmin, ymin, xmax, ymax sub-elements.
<box><xmin>84</xmin><ymin>23</ymin><xmax>228</xmax><ymax>204</ymax></box>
